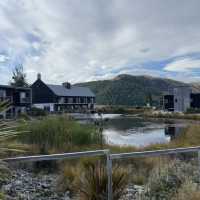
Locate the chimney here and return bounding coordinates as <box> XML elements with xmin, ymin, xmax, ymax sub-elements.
<box><xmin>37</xmin><ymin>73</ymin><xmax>41</xmax><ymax>80</ymax></box>
<box><xmin>62</xmin><ymin>82</ymin><xmax>71</xmax><ymax>89</ymax></box>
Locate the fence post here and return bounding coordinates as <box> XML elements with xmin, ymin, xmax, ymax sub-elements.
<box><xmin>106</xmin><ymin>151</ymin><xmax>113</xmax><ymax>200</ymax></box>
<box><xmin>198</xmin><ymin>150</ymin><xmax>200</xmax><ymax>184</ymax></box>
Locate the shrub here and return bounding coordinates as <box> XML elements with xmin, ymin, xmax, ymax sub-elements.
<box><xmin>186</xmin><ymin>108</ymin><xmax>200</xmax><ymax>114</ymax></box>
<box><xmin>172</xmin><ymin>180</ymin><xmax>200</xmax><ymax>200</ymax></box>
<box><xmin>59</xmin><ymin>159</ymin><xmax>129</xmax><ymax>200</ymax></box>
<box><xmin>144</xmin><ymin>160</ymin><xmax>199</xmax><ymax>200</ymax></box>
<box><xmin>0</xmin><ymin>161</ymin><xmax>11</xmax><ymax>188</ymax></box>
<box><xmin>28</xmin><ymin>107</ymin><xmax>47</xmax><ymax>117</ymax></box>
<box><xmin>18</xmin><ymin>116</ymin><xmax>101</xmax><ymax>153</ymax></box>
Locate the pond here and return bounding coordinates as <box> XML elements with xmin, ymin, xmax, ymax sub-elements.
<box><xmin>73</xmin><ymin>113</ymin><xmax>191</xmax><ymax>147</ymax></box>
<box><xmin>103</xmin><ymin>115</ymin><xmax>189</xmax><ymax>147</ymax></box>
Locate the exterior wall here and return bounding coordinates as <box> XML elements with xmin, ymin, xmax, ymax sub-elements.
<box><xmin>13</xmin><ymin>89</ymin><xmax>31</xmax><ymax>107</ymax></box>
<box><xmin>31</xmin><ymin>80</ymin><xmax>56</xmax><ymax>104</ymax></box>
<box><xmin>173</xmin><ymin>87</ymin><xmax>191</xmax><ymax>112</ymax></box>
<box><xmin>0</xmin><ymin>86</ymin><xmax>31</xmax><ymax>118</ymax></box>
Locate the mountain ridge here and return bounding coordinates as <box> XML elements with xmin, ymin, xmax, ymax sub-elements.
<box><xmin>75</xmin><ymin>74</ymin><xmax>200</xmax><ymax>106</ymax></box>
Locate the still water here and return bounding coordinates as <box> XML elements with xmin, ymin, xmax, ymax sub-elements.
<box><xmin>99</xmin><ymin>114</ymin><xmax>188</xmax><ymax>147</ymax></box>
<box><xmin>74</xmin><ymin>113</ymin><xmax>190</xmax><ymax>147</ymax></box>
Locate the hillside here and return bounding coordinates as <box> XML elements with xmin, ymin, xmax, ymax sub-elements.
<box><xmin>75</xmin><ymin>74</ymin><xmax>193</xmax><ymax>106</ymax></box>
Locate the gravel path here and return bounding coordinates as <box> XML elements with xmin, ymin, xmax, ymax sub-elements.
<box><xmin>1</xmin><ymin>169</ymin><xmax>71</xmax><ymax>200</ymax></box>
<box><xmin>0</xmin><ymin>165</ymin><xmax>144</xmax><ymax>200</ymax></box>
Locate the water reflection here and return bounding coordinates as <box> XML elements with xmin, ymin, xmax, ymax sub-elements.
<box><xmin>76</xmin><ymin>113</ymin><xmax>189</xmax><ymax>147</ymax></box>
<box><xmin>165</xmin><ymin>126</ymin><xmax>184</xmax><ymax>140</ymax></box>
<box><xmin>102</xmin><ymin>116</ymin><xmax>187</xmax><ymax>147</ymax></box>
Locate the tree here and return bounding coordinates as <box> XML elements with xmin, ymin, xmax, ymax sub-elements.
<box><xmin>10</xmin><ymin>64</ymin><xmax>28</xmax><ymax>87</ymax></box>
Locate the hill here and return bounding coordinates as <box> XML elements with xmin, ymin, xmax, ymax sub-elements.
<box><xmin>75</xmin><ymin>74</ymin><xmax>194</xmax><ymax>106</ymax></box>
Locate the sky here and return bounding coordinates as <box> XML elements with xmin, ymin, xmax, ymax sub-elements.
<box><xmin>0</xmin><ymin>0</ymin><xmax>200</xmax><ymax>84</ymax></box>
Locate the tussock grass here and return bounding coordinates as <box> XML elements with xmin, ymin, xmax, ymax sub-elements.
<box><xmin>18</xmin><ymin>115</ymin><xmax>102</xmax><ymax>153</ymax></box>
<box><xmin>143</xmin><ymin>111</ymin><xmax>200</xmax><ymax>121</ymax></box>
<box><xmin>59</xmin><ymin>159</ymin><xmax>129</xmax><ymax>200</ymax></box>
<box><xmin>0</xmin><ymin>121</ymin><xmax>29</xmax><ymax>158</ymax></box>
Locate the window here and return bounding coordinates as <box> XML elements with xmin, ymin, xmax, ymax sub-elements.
<box><xmin>59</xmin><ymin>97</ymin><xmax>65</xmax><ymax>103</ymax></box>
<box><xmin>44</xmin><ymin>106</ymin><xmax>50</xmax><ymax>112</ymax></box>
<box><xmin>68</xmin><ymin>97</ymin><xmax>73</xmax><ymax>103</ymax></box>
<box><xmin>20</xmin><ymin>92</ymin><xmax>26</xmax><ymax>99</ymax></box>
<box><xmin>0</xmin><ymin>90</ymin><xmax>5</xmax><ymax>97</ymax></box>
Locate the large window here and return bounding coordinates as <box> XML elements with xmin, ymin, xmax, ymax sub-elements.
<box><xmin>0</xmin><ymin>90</ymin><xmax>6</xmax><ymax>97</ymax></box>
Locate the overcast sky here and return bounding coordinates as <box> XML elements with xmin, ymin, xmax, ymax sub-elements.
<box><xmin>0</xmin><ymin>0</ymin><xmax>200</xmax><ymax>84</ymax></box>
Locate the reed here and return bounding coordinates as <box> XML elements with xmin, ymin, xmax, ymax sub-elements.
<box><xmin>18</xmin><ymin>115</ymin><xmax>102</xmax><ymax>153</ymax></box>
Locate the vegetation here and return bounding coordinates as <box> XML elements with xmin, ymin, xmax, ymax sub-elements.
<box><xmin>18</xmin><ymin>115</ymin><xmax>102</xmax><ymax>153</ymax></box>
<box><xmin>76</xmin><ymin>74</ymin><xmax>190</xmax><ymax>106</ymax></box>
<box><xmin>186</xmin><ymin>107</ymin><xmax>200</xmax><ymax>114</ymax></box>
<box><xmin>1</xmin><ymin>114</ymin><xmax>200</xmax><ymax>199</ymax></box>
<box><xmin>28</xmin><ymin>107</ymin><xmax>47</xmax><ymax>117</ymax></box>
<box><xmin>0</xmin><ymin>161</ymin><xmax>11</xmax><ymax>188</ymax></box>
<box><xmin>10</xmin><ymin>64</ymin><xmax>28</xmax><ymax>87</ymax></box>
<box><xmin>143</xmin><ymin>111</ymin><xmax>200</xmax><ymax>121</ymax></box>
<box><xmin>144</xmin><ymin>159</ymin><xmax>200</xmax><ymax>200</ymax></box>
<box><xmin>59</xmin><ymin>159</ymin><xmax>129</xmax><ymax>200</ymax></box>
<box><xmin>0</xmin><ymin>120</ymin><xmax>29</xmax><ymax>158</ymax></box>
<box><xmin>96</xmin><ymin>105</ymin><xmax>151</xmax><ymax>114</ymax></box>
<box><xmin>0</xmin><ymin>100</ymin><xmax>11</xmax><ymax>114</ymax></box>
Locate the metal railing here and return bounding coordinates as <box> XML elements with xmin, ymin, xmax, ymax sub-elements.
<box><xmin>2</xmin><ymin>146</ymin><xmax>200</xmax><ymax>200</ymax></box>
<box><xmin>20</xmin><ymin>97</ymin><xmax>31</xmax><ymax>104</ymax></box>
<box><xmin>0</xmin><ymin>96</ymin><xmax>13</xmax><ymax>103</ymax></box>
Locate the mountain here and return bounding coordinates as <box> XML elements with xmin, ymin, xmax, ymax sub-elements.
<box><xmin>75</xmin><ymin>74</ymin><xmax>197</xmax><ymax>106</ymax></box>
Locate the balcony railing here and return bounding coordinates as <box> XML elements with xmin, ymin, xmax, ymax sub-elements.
<box><xmin>0</xmin><ymin>96</ymin><xmax>13</xmax><ymax>103</ymax></box>
<box><xmin>20</xmin><ymin>97</ymin><xmax>31</xmax><ymax>104</ymax></box>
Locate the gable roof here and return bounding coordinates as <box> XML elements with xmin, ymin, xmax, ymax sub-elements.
<box><xmin>47</xmin><ymin>84</ymin><xmax>95</xmax><ymax>97</ymax></box>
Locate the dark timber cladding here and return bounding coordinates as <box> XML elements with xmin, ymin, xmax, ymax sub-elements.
<box><xmin>163</xmin><ymin>95</ymin><xmax>174</xmax><ymax>111</ymax></box>
<box><xmin>31</xmin><ymin>74</ymin><xmax>95</xmax><ymax>112</ymax></box>
<box><xmin>31</xmin><ymin>79</ymin><xmax>56</xmax><ymax>104</ymax></box>
<box><xmin>0</xmin><ymin>85</ymin><xmax>31</xmax><ymax>118</ymax></box>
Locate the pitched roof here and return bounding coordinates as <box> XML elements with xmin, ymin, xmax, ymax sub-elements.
<box><xmin>47</xmin><ymin>84</ymin><xmax>95</xmax><ymax>97</ymax></box>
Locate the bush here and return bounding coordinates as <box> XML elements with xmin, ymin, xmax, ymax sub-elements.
<box><xmin>172</xmin><ymin>180</ymin><xmax>200</xmax><ymax>200</ymax></box>
<box><xmin>18</xmin><ymin>116</ymin><xmax>101</xmax><ymax>153</ymax></box>
<box><xmin>0</xmin><ymin>161</ymin><xmax>11</xmax><ymax>188</ymax></box>
<box><xmin>59</xmin><ymin>159</ymin><xmax>129</xmax><ymax>200</ymax></box>
<box><xmin>186</xmin><ymin>108</ymin><xmax>200</xmax><ymax>114</ymax></box>
<box><xmin>28</xmin><ymin>107</ymin><xmax>47</xmax><ymax>117</ymax></box>
<box><xmin>144</xmin><ymin>160</ymin><xmax>199</xmax><ymax>200</ymax></box>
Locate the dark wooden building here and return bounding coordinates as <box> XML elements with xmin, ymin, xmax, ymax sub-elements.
<box><xmin>31</xmin><ymin>74</ymin><xmax>95</xmax><ymax>112</ymax></box>
<box><xmin>0</xmin><ymin>85</ymin><xmax>31</xmax><ymax>118</ymax></box>
<box><xmin>163</xmin><ymin>94</ymin><xmax>174</xmax><ymax>111</ymax></box>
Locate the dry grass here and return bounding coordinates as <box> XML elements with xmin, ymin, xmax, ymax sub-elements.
<box><xmin>0</xmin><ymin>120</ymin><xmax>29</xmax><ymax>158</ymax></box>
<box><xmin>59</xmin><ymin>159</ymin><xmax>129</xmax><ymax>200</ymax></box>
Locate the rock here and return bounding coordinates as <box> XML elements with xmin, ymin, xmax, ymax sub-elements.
<box><xmin>121</xmin><ymin>184</ymin><xmax>145</xmax><ymax>200</ymax></box>
<box><xmin>1</xmin><ymin>168</ymin><xmax>71</xmax><ymax>200</ymax></box>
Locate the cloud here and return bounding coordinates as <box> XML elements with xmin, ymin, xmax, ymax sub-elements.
<box><xmin>0</xmin><ymin>0</ymin><xmax>200</xmax><ymax>84</ymax></box>
<box><xmin>0</xmin><ymin>54</ymin><xmax>9</xmax><ymax>62</ymax></box>
<box><xmin>164</xmin><ymin>58</ymin><xmax>200</xmax><ymax>72</ymax></box>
